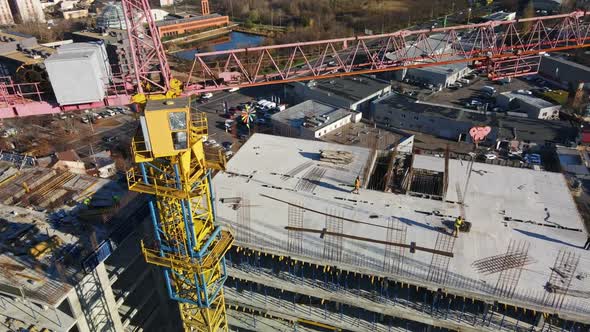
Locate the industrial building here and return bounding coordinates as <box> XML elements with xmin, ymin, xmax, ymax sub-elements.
<box><xmin>539</xmin><ymin>56</ymin><xmax>590</xmax><ymax>89</ymax></box>
<box><xmin>7</xmin><ymin>0</ymin><xmax>44</xmax><ymax>22</ymax></box>
<box><xmin>372</xmin><ymin>93</ymin><xmax>576</xmax><ymax>145</ymax></box>
<box><xmin>213</xmin><ymin>133</ymin><xmax>590</xmax><ymax>332</ymax></box>
<box><xmin>496</xmin><ymin>90</ymin><xmax>561</xmax><ymax>119</ymax></box>
<box><xmin>45</xmin><ymin>42</ymin><xmax>111</xmax><ymax>105</ymax></box>
<box><xmin>72</xmin><ymin>29</ymin><xmax>131</xmax><ymax>76</ymax></box>
<box><xmin>96</xmin><ymin>2</ymin><xmax>126</xmax><ymax>31</ymax></box>
<box><xmin>272</xmin><ymin>100</ymin><xmax>362</xmax><ymax>139</ymax></box>
<box><xmin>155</xmin><ymin>13</ymin><xmax>229</xmax><ymax>38</ymax></box>
<box><xmin>0</xmin><ymin>0</ymin><xmax>14</xmax><ymax>25</ymax></box>
<box><xmin>290</xmin><ymin>76</ymin><xmax>391</xmax><ymax>118</ymax></box>
<box><xmin>0</xmin><ymin>160</ymin><xmax>176</xmax><ymax>332</ymax></box>
<box><xmin>405</xmin><ymin>59</ymin><xmax>470</xmax><ymax>89</ymax></box>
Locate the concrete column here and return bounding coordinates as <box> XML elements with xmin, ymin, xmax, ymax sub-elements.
<box><xmin>73</xmin><ymin>262</ymin><xmax>124</xmax><ymax>332</ymax></box>
<box><xmin>66</xmin><ymin>288</ymin><xmax>92</xmax><ymax>332</ymax></box>
<box><xmin>535</xmin><ymin>312</ymin><xmax>545</xmax><ymax>330</ymax></box>
<box><xmin>95</xmin><ymin>262</ymin><xmax>125</xmax><ymax>332</ymax></box>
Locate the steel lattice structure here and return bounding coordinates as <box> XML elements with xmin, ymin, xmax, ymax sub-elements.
<box><xmin>127</xmin><ymin>105</ymin><xmax>234</xmax><ymax>331</ymax></box>
<box><xmin>187</xmin><ymin>11</ymin><xmax>590</xmax><ymax>92</ymax></box>
<box><xmin>121</xmin><ymin>0</ymin><xmax>171</xmax><ymax>94</ymax></box>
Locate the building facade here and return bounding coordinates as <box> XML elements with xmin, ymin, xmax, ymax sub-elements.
<box><xmin>156</xmin><ymin>14</ymin><xmax>229</xmax><ymax>38</ymax></box>
<box><xmin>405</xmin><ymin>60</ymin><xmax>470</xmax><ymax>88</ymax></box>
<box><xmin>8</xmin><ymin>0</ymin><xmax>45</xmax><ymax>22</ymax></box>
<box><xmin>213</xmin><ymin>133</ymin><xmax>590</xmax><ymax>332</ymax></box>
<box><xmin>0</xmin><ymin>0</ymin><xmax>14</xmax><ymax>25</ymax></box>
<box><xmin>372</xmin><ymin>93</ymin><xmax>576</xmax><ymax>145</ymax></box>
<box><xmin>496</xmin><ymin>91</ymin><xmax>561</xmax><ymax>119</ymax></box>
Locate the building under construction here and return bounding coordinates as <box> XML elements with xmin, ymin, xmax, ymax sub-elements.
<box><xmin>213</xmin><ymin>133</ymin><xmax>590</xmax><ymax>332</ymax></box>
<box><xmin>0</xmin><ymin>160</ymin><xmax>176</xmax><ymax>332</ymax></box>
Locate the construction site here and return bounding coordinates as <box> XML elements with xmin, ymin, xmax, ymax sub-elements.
<box><xmin>0</xmin><ymin>0</ymin><xmax>590</xmax><ymax>330</ymax></box>
<box><xmin>0</xmin><ymin>158</ymin><xmax>178</xmax><ymax>331</ymax></box>
<box><xmin>214</xmin><ymin>133</ymin><xmax>590</xmax><ymax>332</ymax></box>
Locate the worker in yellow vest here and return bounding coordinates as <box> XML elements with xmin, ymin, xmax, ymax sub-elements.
<box><xmin>352</xmin><ymin>176</ymin><xmax>361</xmax><ymax>194</ymax></box>
<box><xmin>453</xmin><ymin>216</ymin><xmax>463</xmax><ymax>238</ymax></box>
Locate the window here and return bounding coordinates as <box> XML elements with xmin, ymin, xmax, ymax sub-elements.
<box><xmin>414</xmin><ymin>116</ymin><xmax>419</xmax><ymax>120</ymax></box>
<box><xmin>168</xmin><ymin>112</ymin><xmax>188</xmax><ymax>150</ymax></box>
<box><xmin>541</xmin><ymin>112</ymin><xmax>547</xmax><ymax>117</ymax></box>
<box><xmin>401</xmin><ymin>114</ymin><xmax>406</xmax><ymax>118</ymax></box>
<box><xmin>168</xmin><ymin>112</ymin><xmax>187</xmax><ymax>130</ymax></box>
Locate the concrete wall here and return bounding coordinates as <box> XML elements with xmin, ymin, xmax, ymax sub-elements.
<box><xmin>314</xmin><ymin>115</ymin><xmax>352</xmax><ymax>138</ymax></box>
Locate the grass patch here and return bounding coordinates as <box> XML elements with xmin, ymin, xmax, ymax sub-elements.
<box><xmin>543</xmin><ymin>90</ymin><xmax>568</xmax><ymax>105</ymax></box>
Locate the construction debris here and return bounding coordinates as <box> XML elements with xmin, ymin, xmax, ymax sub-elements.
<box><xmin>320</xmin><ymin>150</ymin><xmax>354</xmax><ymax>164</ymax></box>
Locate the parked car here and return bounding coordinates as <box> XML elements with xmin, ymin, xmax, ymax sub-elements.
<box><xmin>222</xmin><ymin>141</ymin><xmax>233</xmax><ymax>150</ymax></box>
<box><xmin>202</xmin><ymin>92</ymin><xmax>213</xmax><ymax>99</ymax></box>
<box><xmin>102</xmin><ymin>136</ymin><xmax>118</xmax><ymax>143</ymax></box>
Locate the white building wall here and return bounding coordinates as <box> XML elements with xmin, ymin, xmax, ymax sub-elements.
<box><xmin>314</xmin><ymin>115</ymin><xmax>351</xmax><ymax>138</ymax></box>
<box><xmin>9</xmin><ymin>0</ymin><xmax>45</xmax><ymax>22</ymax></box>
<box><xmin>0</xmin><ymin>0</ymin><xmax>14</xmax><ymax>25</ymax></box>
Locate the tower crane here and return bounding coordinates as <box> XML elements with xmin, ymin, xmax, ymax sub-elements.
<box><xmin>115</xmin><ymin>4</ymin><xmax>590</xmax><ymax>330</ymax></box>
<box><xmin>120</xmin><ymin>0</ymin><xmax>234</xmax><ymax>331</ymax></box>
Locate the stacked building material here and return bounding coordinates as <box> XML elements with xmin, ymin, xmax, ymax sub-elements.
<box><xmin>320</xmin><ymin>150</ymin><xmax>354</xmax><ymax>164</ymax></box>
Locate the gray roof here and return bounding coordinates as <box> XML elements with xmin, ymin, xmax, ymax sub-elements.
<box><xmin>408</xmin><ymin>56</ymin><xmax>468</xmax><ymax>75</ymax></box>
<box><xmin>308</xmin><ymin>76</ymin><xmax>390</xmax><ymax>102</ymax></box>
<box><xmin>156</xmin><ymin>14</ymin><xmax>223</xmax><ymax>27</ymax></box>
<box><xmin>539</xmin><ymin>56</ymin><xmax>590</xmax><ymax>83</ymax></box>
<box><xmin>45</xmin><ymin>49</ymin><xmax>95</xmax><ymax>62</ymax></box>
<box><xmin>272</xmin><ymin>100</ymin><xmax>354</xmax><ymax>131</ymax></box>
<box><xmin>374</xmin><ymin>93</ymin><xmax>577</xmax><ymax>143</ymax></box>
<box><xmin>500</xmin><ymin>91</ymin><xmax>557</xmax><ymax>109</ymax></box>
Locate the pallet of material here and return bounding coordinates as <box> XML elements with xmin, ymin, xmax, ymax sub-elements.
<box><xmin>320</xmin><ymin>150</ymin><xmax>354</xmax><ymax>165</ymax></box>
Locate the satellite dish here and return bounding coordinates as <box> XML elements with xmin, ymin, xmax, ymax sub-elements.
<box><xmin>469</xmin><ymin>126</ymin><xmax>492</xmax><ymax>145</ymax></box>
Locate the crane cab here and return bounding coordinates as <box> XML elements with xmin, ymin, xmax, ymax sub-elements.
<box><xmin>133</xmin><ymin>97</ymin><xmax>191</xmax><ymax>162</ymax></box>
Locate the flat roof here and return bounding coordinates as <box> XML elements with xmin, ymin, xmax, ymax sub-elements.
<box><xmin>374</xmin><ymin>93</ymin><xmax>576</xmax><ymax>143</ymax></box>
<box><xmin>0</xmin><ymin>30</ymin><xmax>34</xmax><ymax>42</ymax></box>
<box><xmin>271</xmin><ymin>100</ymin><xmax>354</xmax><ymax>131</ymax></box>
<box><xmin>72</xmin><ymin>29</ymin><xmax>126</xmax><ymax>43</ymax></box>
<box><xmin>409</xmin><ymin>56</ymin><xmax>468</xmax><ymax>75</ymax></box>
<box><xmin>500</xmin><ymin>91</ymin><xmax>558</xmax><ymax>109</ymax></box>
<box><xmin>304</xmin><ymin>75</ymin><xmax>390</xmax><ymax>103</ymax></box>
<box><xmin>156</xmin><ymin>13</ymin><xmax>224</xmax><ymax>27</ymax></box>
<box><xmin>213</xmin><ymin>133</ymin><xmax>590</xmax><ymax>319</ymax></box>
<box><xmin>0</xmin><ymin>46</ymin><xmax>55</xmax><ymax>64</ymax></box>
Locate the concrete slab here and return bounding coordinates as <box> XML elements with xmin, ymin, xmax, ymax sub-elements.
<box><xmin>213</xmin><ymin>134</ymin><xmax>590</xmax><ymax>320</ymax></box>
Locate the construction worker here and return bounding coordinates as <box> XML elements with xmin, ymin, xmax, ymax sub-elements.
<box><xmin>352</xmin><ymin>176</ymin><xmax>361</xmax><ymax>194</ymax></box>
<box><xmin>453</xmin><ymin>216</ymin><xmax>463</xmax><ymax>238</ymax></box>
<box><xmin>83</xmin><ymin>197</ymin><xmax>91</xmax><ymax>206</ymax></box>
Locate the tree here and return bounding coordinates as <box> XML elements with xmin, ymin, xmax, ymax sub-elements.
<box><xmin>522</xmin><ymin>0</ymin><xmax>535</xmax><ymax>31</ymax></box>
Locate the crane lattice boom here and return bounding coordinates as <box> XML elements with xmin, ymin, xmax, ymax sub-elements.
<box><xmin>187</xmin><ymin>11</ymin><xmax>590</xmax><ymax>93</ymax></box>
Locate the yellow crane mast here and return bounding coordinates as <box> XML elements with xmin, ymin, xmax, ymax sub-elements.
<box><xmin>126</xmin><ymin>97</ymin><xmax>234</xmax><ymax>331</ymax></box>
